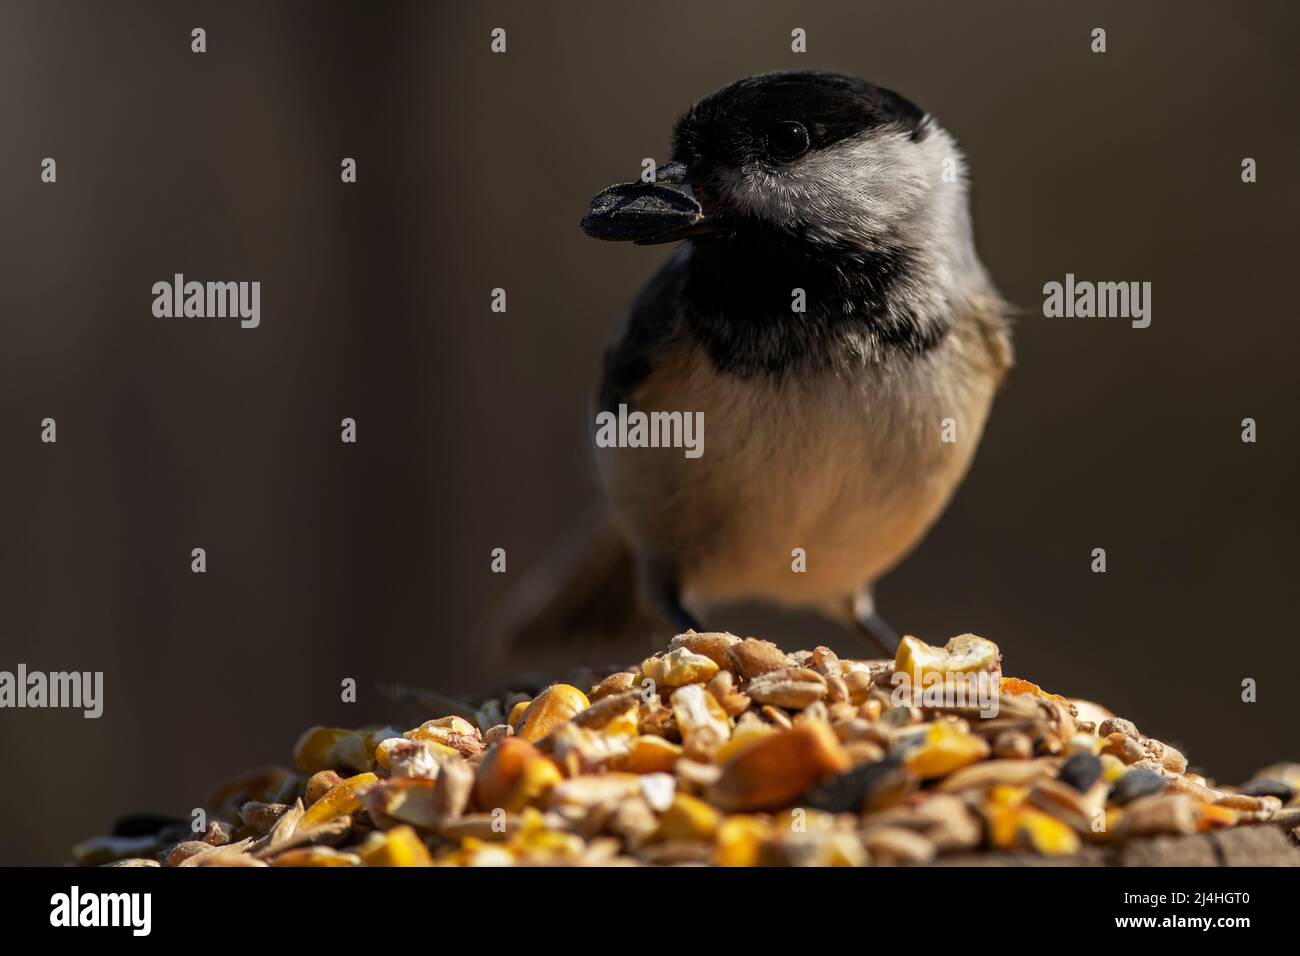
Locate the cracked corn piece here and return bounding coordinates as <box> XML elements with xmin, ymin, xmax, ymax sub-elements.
<box><xmin>709</xmin><ymin>720</ymin><xmax>850</xmax><ymax>811</ymax></box>
<box><xmin>642</xmin><ymin>647</ymin><xmax>720</xmax><ymax>687</ymax></box>
<box><xmin>473</xmin><ymin>737</ymin><xmax>562</xmax><ymax>812</ymax></box>
<box><xmin>895</xmin><ymin>634</ymin><xmax>1001</xmax><ymax>680</ymax></box>
<box><xmin>671</xmin><ymin>684</ymin><xmax>732</xmax><ymax>758</ymax></box>
<box><xmin>714</xmin><ymin>715</ymin><xmax>777</xmax><ymax>764</ymax></box>
<box><xmin>621</xmin><ymin>735</ymin><xmax>682</xmax><ymax>774</ymax></box>
<box><xmin>299</xmin><ymin>772</ymin><xmax>378</xmax><ymax>829</ymax></box>
<box><xmin>403</xmin><ymin>715</ymin><xmax>484</xmax><ymax>758</ymax></box>
<box><xmin>652</xmin><ymin>794</ymin><xmax>721</xmax><ymax>843</ymax></box>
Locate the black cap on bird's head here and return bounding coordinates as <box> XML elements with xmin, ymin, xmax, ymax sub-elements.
<box><xmin>582</xmin><ymin>71</ymin><xmax>937</xmax><ymax>248</ymax></box>
<box><xmin>670</xmin><ymin>71</ymin><xmax>928</xmax><ymax>173</ymax></box>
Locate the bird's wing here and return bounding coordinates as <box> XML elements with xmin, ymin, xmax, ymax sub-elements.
<box><xmin>598</xmin><ymin>246</ymin><xmax>692</xmax><ymax>411</ymax></box>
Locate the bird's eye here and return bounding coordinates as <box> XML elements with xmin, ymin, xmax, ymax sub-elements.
<box><xmin>767</xmin><ymin>121</ymin><xmax>810</xmax><ymax>160</ymax></box>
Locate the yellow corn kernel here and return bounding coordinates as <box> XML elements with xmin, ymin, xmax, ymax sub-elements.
<box><xmin>904</xmin><ymin>722</ymin><xmax>990</xmax><ymax>780</ymax></box>
<box><xmin>509</xmin><ymin>754</ymin><xmax>564</xmax><ymax>812</ymax></box>
<box><xmin>988</xmin><ymin>784</ymin><xmax>1028</xmax><ymax>807</ymax></box>
<box><xmin>622</xmin><ymin>735</ymin><xmax>682</xmax><ymax>774</ymax></box>
<box><xmin>358</xmin><ymin>825</ymin><xmax>434</xmax><ymax>867</ymax></box>
<box><xmin>1018</xmin><ymin>807</ymin><xmax>1081</xmax><ymax>856</ymax></box>
<box><xmin>474</xmin><ymin>737</ymin><xmax>562</xmax><ymax>813</ymax></box>
<box><xmin>299</xmin><ymin>771</ymin><xmax>378</xmax><ymax>829</ymax></box>
<box><xmin>986</xmin><ymin>786</ymin><xmax>1080</xmax><ymax>857</ymax></box>
<box><xmin>294</xmin><ymin>727</ymin><xmax>346</xmax><ymax>774</ymax></box>
<box><xmin>591</xmin><ymin>700</ymin><xmax>640</xmax><ymax>739</ymax></box>
<box><xmin>510</xmin><ymin>827</ymin><xmax>585</xmax><ymax>864</ymax></box>
<box><xmin>654</xmin><ymin>793</ymin><xmax>720</xmax><ymax>843</ymax></box>
<box><xmin>713</xmin><ymin>719</ymin><xmax>776</xmax><ymax>765</ymax></box>
<box><xmin>373</xmin><ymin>737</ymin><xmax>402</xmax><ymax>771</ymax></box>
<box><xmin>507</xmin><ymin>700</ymin><xmax>531</xmax><ymax>728</ymax></box>
<box><xmin>304</xmin><ymin>769</ymin><xmax>343</xmax><ymax>806</ymax></box>
<box><xmin>709</xmin><ymin>720</ymin><xmax>850</xmax><ymax>812</ymax></box>
<box><xmin>715</xmin><ymin>815</ymin><xmax>770</xmax><ymax>867</ymax></box>
<box><xmin>293</xmin><ymin>726</ymin><xmax>396</xmax><ymax>775</ymax></box>
<box><xmin>515</xmin><ymin>684</ymin><xmax>589</xmax><ymax>743</ymax></box>
<box><xmin>986</xmin><ymin>805</ymin><xmax>1020</xmax><ymax>849</ymax></box>
<box><xmin>986</xmin><ymin>785</ymin><xmax>1029</xmax><ymax>846</ymax></box>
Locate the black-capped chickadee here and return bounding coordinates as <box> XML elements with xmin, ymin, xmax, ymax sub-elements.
<box><xmin>491</xmin><ymin>71</ymin><xmax>1010</xmax><ymax>662</ymax></box>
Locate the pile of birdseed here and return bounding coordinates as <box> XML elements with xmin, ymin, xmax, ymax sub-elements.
<box><xmin>73</xmin><ymin>631</ymin><xmax>1300</xmax><ymax>867</ymax></box>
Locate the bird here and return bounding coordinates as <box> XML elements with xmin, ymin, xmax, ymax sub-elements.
<box><xmin>488</xmin><ymin>70</ymin><xmax>1011</xmax><ymax>666</ymax></box>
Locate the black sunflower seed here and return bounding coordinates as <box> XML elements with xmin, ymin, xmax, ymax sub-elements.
<box><xmin>1109</xmin><ymin>767</ymin><xmax>1168</xmax><ymax>806</ymax></box>
<box><xmin>1237</xmin><ymin>778</ymin><xmax>1295</xmax><ymax>803</ymax></box>
<box><xmin>802</xmin><ymin>755</ymin><xmax>909</xmax><ymax>814</ymax></box>
<box><xmin>1058</xmin><ymin>752</ymin><xmax>1103</xmax><ymax>792</ymax></box>
<box><xmin>580</xmin><ymin>180</ymin><xmax>702</xmax><ymax>242</ymax></box>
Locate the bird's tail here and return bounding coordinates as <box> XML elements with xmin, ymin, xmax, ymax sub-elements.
<box><xmin>479</xmin><ymin>508</ymin><xmax>670</xmax><ymax>673</ymax></box>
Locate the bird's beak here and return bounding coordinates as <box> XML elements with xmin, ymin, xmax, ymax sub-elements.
<box><xmin>581</xmin><ymin>161</ymin><xmax>721</xmax><ymax>245</ymax></box>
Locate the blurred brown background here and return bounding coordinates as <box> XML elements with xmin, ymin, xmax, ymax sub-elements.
<box><xmin>1</xmin><ymin>0</ymin><xmax>1296</xmax><ymax>865</ymax></box>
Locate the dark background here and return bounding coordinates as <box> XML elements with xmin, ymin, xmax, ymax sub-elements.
<box><xmin>1</xmin><ymin>0</ymin><xmax>1296</xmax><ymax>865</ymax></box>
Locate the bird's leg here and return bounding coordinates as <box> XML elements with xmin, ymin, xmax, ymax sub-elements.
<box><xmin>656</xmin><ymin>581</ymin><xmax>702</xmax><ymax>634</ymax></box>
<box><xmin>643</xmin><ymin>560</ymin><xmax>702</xmax><ymax>634</ymax></box>
<box><xmin>849</xmin><ymin>585</ymin><xmax>902</xmax><ymax>657</ymax></box>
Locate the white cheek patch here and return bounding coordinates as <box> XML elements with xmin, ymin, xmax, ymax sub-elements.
<box><xmin>715</xmin><ymin>126</ymin><xmax>968</xmax><ymax>255</ymax></box>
